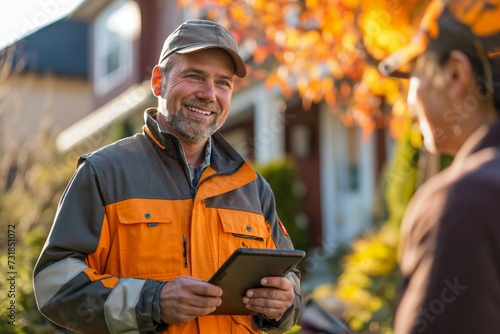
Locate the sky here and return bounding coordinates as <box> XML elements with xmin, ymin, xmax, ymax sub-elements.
<box><xmin>0</xmin><ymin>0</ymin><xmax>85</xmax><ymax>50</ymax></box>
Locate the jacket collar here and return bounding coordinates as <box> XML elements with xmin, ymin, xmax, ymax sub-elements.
<box><xmin>452</xmin><ymin>119</ymin><xmax>500</xmax><ymax>168</ymax></box>
<box><xmin>142</xmin><ymin>108</ymin><xmax>246</xmax><ymax>174</ymax></box>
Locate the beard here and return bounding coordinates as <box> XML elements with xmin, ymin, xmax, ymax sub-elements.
<box><xmin>165</xmin><ymin>99</ymin><xmax>223</xmax><ymax>143</ymax></box>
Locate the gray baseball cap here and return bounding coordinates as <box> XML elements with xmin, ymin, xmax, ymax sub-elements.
<box><xmin>158</xmin><ymin>19</ymin><xmax>247</xmax><ymax>78</ymax></box>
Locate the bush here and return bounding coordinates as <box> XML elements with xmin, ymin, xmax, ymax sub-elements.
<box><xmin>255</xmin><ymin>158</ymin><xmax>309</xmax><ymax>251</ymax></box>
<box><xmin>0</xmin><ymin>134</ymin><xmax>73</xmax><ymax>333</ymax></box>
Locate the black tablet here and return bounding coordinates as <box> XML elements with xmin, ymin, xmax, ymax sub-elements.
<box><xmin>208</xmin><ymin>248</ymin><xmax>305</xmax><ymax>315</ymax></box>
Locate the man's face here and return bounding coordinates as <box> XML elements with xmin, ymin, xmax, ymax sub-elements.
<box><xmin>407</xmin><ymin>55</ymin><xmax>454</xmax><ymax>154</ymax></box>
<box><xmin>158</xmin><ymin>48</ymin><xmax>235</xmax><ymax>143</ymax></box>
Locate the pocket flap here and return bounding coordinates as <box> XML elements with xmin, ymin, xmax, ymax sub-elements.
<box><xmin>218</xmin><ymin>209</ymin><xmax>270</xmax><ymax>238</ymax></box>
<box><xmin>116</xmin><ymin>200</ymin><xmax>172</xmax><ymax>224</ymax></box>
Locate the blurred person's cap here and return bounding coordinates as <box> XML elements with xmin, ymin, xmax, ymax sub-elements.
<box><xmin>158</xmin><ymin>19</ymin><xmax>247</xmax><ymax>78</ymax></box>
<box><xmin>379</xmin><ymin>0</ymin><xmax>500</xmax><ymax>79</ymax></box>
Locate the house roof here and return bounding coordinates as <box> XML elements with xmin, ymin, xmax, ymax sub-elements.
<box><xmin>56</xmin><ymin>80</ymin><xmax>154</xmax><ymax>152</ymax></box>
<box><xmin>12</xmin><ymin>20</ymin><xmax>88</xmax><ymax>77</ymax></box>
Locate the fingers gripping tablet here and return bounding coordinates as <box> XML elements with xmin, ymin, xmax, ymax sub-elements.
<box><xmin>208</xmin><ymin>248</ymin><xmax>305</xmax><ymax>315</ymax></box>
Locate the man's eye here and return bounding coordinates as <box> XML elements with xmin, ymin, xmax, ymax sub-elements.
<box><xmin>218</xmin><ymin>81</ymin><xmax>231</xmax><ymax>87</ymax></box>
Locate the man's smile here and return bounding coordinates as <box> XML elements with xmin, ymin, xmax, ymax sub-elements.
<box><xmin>186</xmin><ymin>105</ymin><xmax>213</xmax><ymax>116</ymax></box>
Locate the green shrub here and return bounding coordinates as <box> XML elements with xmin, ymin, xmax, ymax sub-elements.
<box><xmin>255</xmin><ymin>158</ymin><xmax>309</xmax><ymax>251</ymax></box>
<box><xmin>0</xmin><ymin>134</ymin><xmax>72</xmax><ymax>333</ymax></box>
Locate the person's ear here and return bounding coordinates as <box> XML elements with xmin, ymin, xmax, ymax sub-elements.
<box><xmin>446</xmin><ymin>50</ymin><xmax>473</xmax><ymax>101</ymax></box>
<box><xmin>151</xmin><ymin>65</ymin><xmax>163</xmax><ymax>97</ymax></box>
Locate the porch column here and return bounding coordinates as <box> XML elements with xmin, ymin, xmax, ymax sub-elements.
<box><xmin>253</xmin><ymin>86</ymin><xmax>285</xmax><ymax>164</ymax></box>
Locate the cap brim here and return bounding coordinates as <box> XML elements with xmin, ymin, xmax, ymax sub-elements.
<box><xmin>378</xmin><ymin>32</ymin><xmax>429</xmax><ymax>78</ymax></box>
<box><xmin>177</xmin><ymin>44</ymin><xmax>247</xmax><ymax>78</ymax></box>
<box><xmin>378</xmin><ymin>0</ymin><xmax>447</xmax><ymax>78</ymax></box>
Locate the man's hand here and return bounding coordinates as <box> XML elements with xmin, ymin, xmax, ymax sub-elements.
<box><xmin>160</xmin><ymin>276</ymin><xmax>222</xmax><ymax>324</ymax></box>
<box><xmin>242</xmin><ymin>276</ymin><xmax>295</xmax><ymax>321</ymax></box>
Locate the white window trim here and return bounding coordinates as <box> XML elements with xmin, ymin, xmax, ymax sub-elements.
<box><xmin>93</xmin><ymin>0</ymin><xmax>137</xmax><ymax>95</ymax></box>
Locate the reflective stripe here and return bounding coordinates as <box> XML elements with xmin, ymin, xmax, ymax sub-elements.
<box><xmin>104</xmin><ymin>278</ymin><xmax>145</xmax><ymax>334</ymax></box>
<box><xmin>34</xmin><ymin>257</ymin><xmax>88</xmax><ymax>308</ymax></box>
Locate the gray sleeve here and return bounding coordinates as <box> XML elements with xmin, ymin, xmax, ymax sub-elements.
<box><xmin>33</xmin><ymin>162</ymin><xmax>164</xmax><ymax>333</ymax></box>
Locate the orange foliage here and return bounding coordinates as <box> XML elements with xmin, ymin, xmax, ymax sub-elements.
<box><xmin>177</xmin><ymin>0</ymin><xmax>431</xmax><ymax>137</ymax></box>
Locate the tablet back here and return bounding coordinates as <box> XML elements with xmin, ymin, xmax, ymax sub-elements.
<box><xmin>208</xmin><ymin>248</ymin><xmax>305</xmax><ymax>315</ymax></box>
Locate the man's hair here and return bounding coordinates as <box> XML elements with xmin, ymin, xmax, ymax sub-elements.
<box><xmin>433</xmin><ymin>52</ymin><xmax>500</xmax><ymax>112</ymax></box>
<box><xmin>157</xmin><ymin>55</ymin><xmax>177</xmax><ymax>93</ymax></box>
<box><xmin>159</xmin><ymin>54</ymin><xmax>176</xmax><ymax>77</ymax></box>
<box><xmin>427</xmin><ymin>24</ymin><xmax>500</xmax><ymax>112</ymax></box>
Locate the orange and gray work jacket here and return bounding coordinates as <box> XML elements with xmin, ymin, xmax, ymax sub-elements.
<box><xmin>33</xmin><ymin>109</ymin><xmax>302</xmax><ymax>334</ymax></box>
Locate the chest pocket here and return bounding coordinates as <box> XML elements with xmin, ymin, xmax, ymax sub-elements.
<box><xmin>116</xmin><ymin>201</ymin><xmax>182</xmax><ymax>280</ymax></box>
<box><xmin>218</xmin><ymin>209</ymin><xmax>271</xmax><ymax>266</ymax></box>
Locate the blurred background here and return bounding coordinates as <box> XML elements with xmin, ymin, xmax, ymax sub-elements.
<box><xmin>0</xmin><ymin>0</ymin><xmax>454</xmax><ymax>333</ymax></box>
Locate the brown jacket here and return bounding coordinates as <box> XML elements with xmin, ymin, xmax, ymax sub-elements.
<box><xmin>394</xmin><ymin>120</ymin><xmax>500</xmax><ymax>333</ymax></box>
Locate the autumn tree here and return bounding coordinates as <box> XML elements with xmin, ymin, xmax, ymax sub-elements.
<box><xmin>179</xmin><ymin>0</ymin><xmax>430</xmax><ymax>136</ymax></box>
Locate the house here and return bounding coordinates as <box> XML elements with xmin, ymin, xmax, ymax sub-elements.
<box><xmin>0</xmin><ymin>15</ymin><xmax>92</xmax><ymax>149</ymax></box>
<box><xmin>4</xmin><ymin>0</ymin><xmax>393</xmax><ymax>260</ymax></box>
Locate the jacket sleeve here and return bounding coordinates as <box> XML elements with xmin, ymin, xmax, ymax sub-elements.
<box><xmin>33</xmin><ymin>161</ymin><xmax>164</xmax><ymax>334</ymax></box>
<box><xmin>253</xmin><ymin>174</ymin><xmax>303</xmax><ymax>333</ymax></box>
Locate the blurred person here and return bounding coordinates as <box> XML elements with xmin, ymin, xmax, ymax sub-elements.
<box><xmin>33</xmin><ymin>19</ymin><xmax>302</xmax><ymax>333</ymax></box>
<box><xmin>379</xmin><ymin>0</ymin><xmax>500</xmax><ymax>333</ymax></box>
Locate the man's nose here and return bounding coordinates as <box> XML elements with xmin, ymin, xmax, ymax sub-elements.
<box><xmin>196</xmin><ymin>81</ymin><xmax>216</xmax><ymax>101</ymax></box>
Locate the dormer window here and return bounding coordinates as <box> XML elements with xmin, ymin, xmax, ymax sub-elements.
<box><xmin>93</xmin><ymin>0</ymin><xmax>140</xmax><ymax>95</ymax></box>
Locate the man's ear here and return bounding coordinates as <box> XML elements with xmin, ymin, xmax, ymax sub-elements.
<box><xmin>446</xmin><ymin>50</ymin><xmax>473</xmax><ymax>101</ymax></box>
<box><xmin>151</xmin><ymin>65</ymin><xmax>163</xmax><ymax>97</ymax></box>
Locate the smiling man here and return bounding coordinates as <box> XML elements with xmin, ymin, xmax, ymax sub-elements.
<box><xmin>33</xmin><ymin>19</ymin><xmax>302</xmax><ymax>334</ymax></box>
